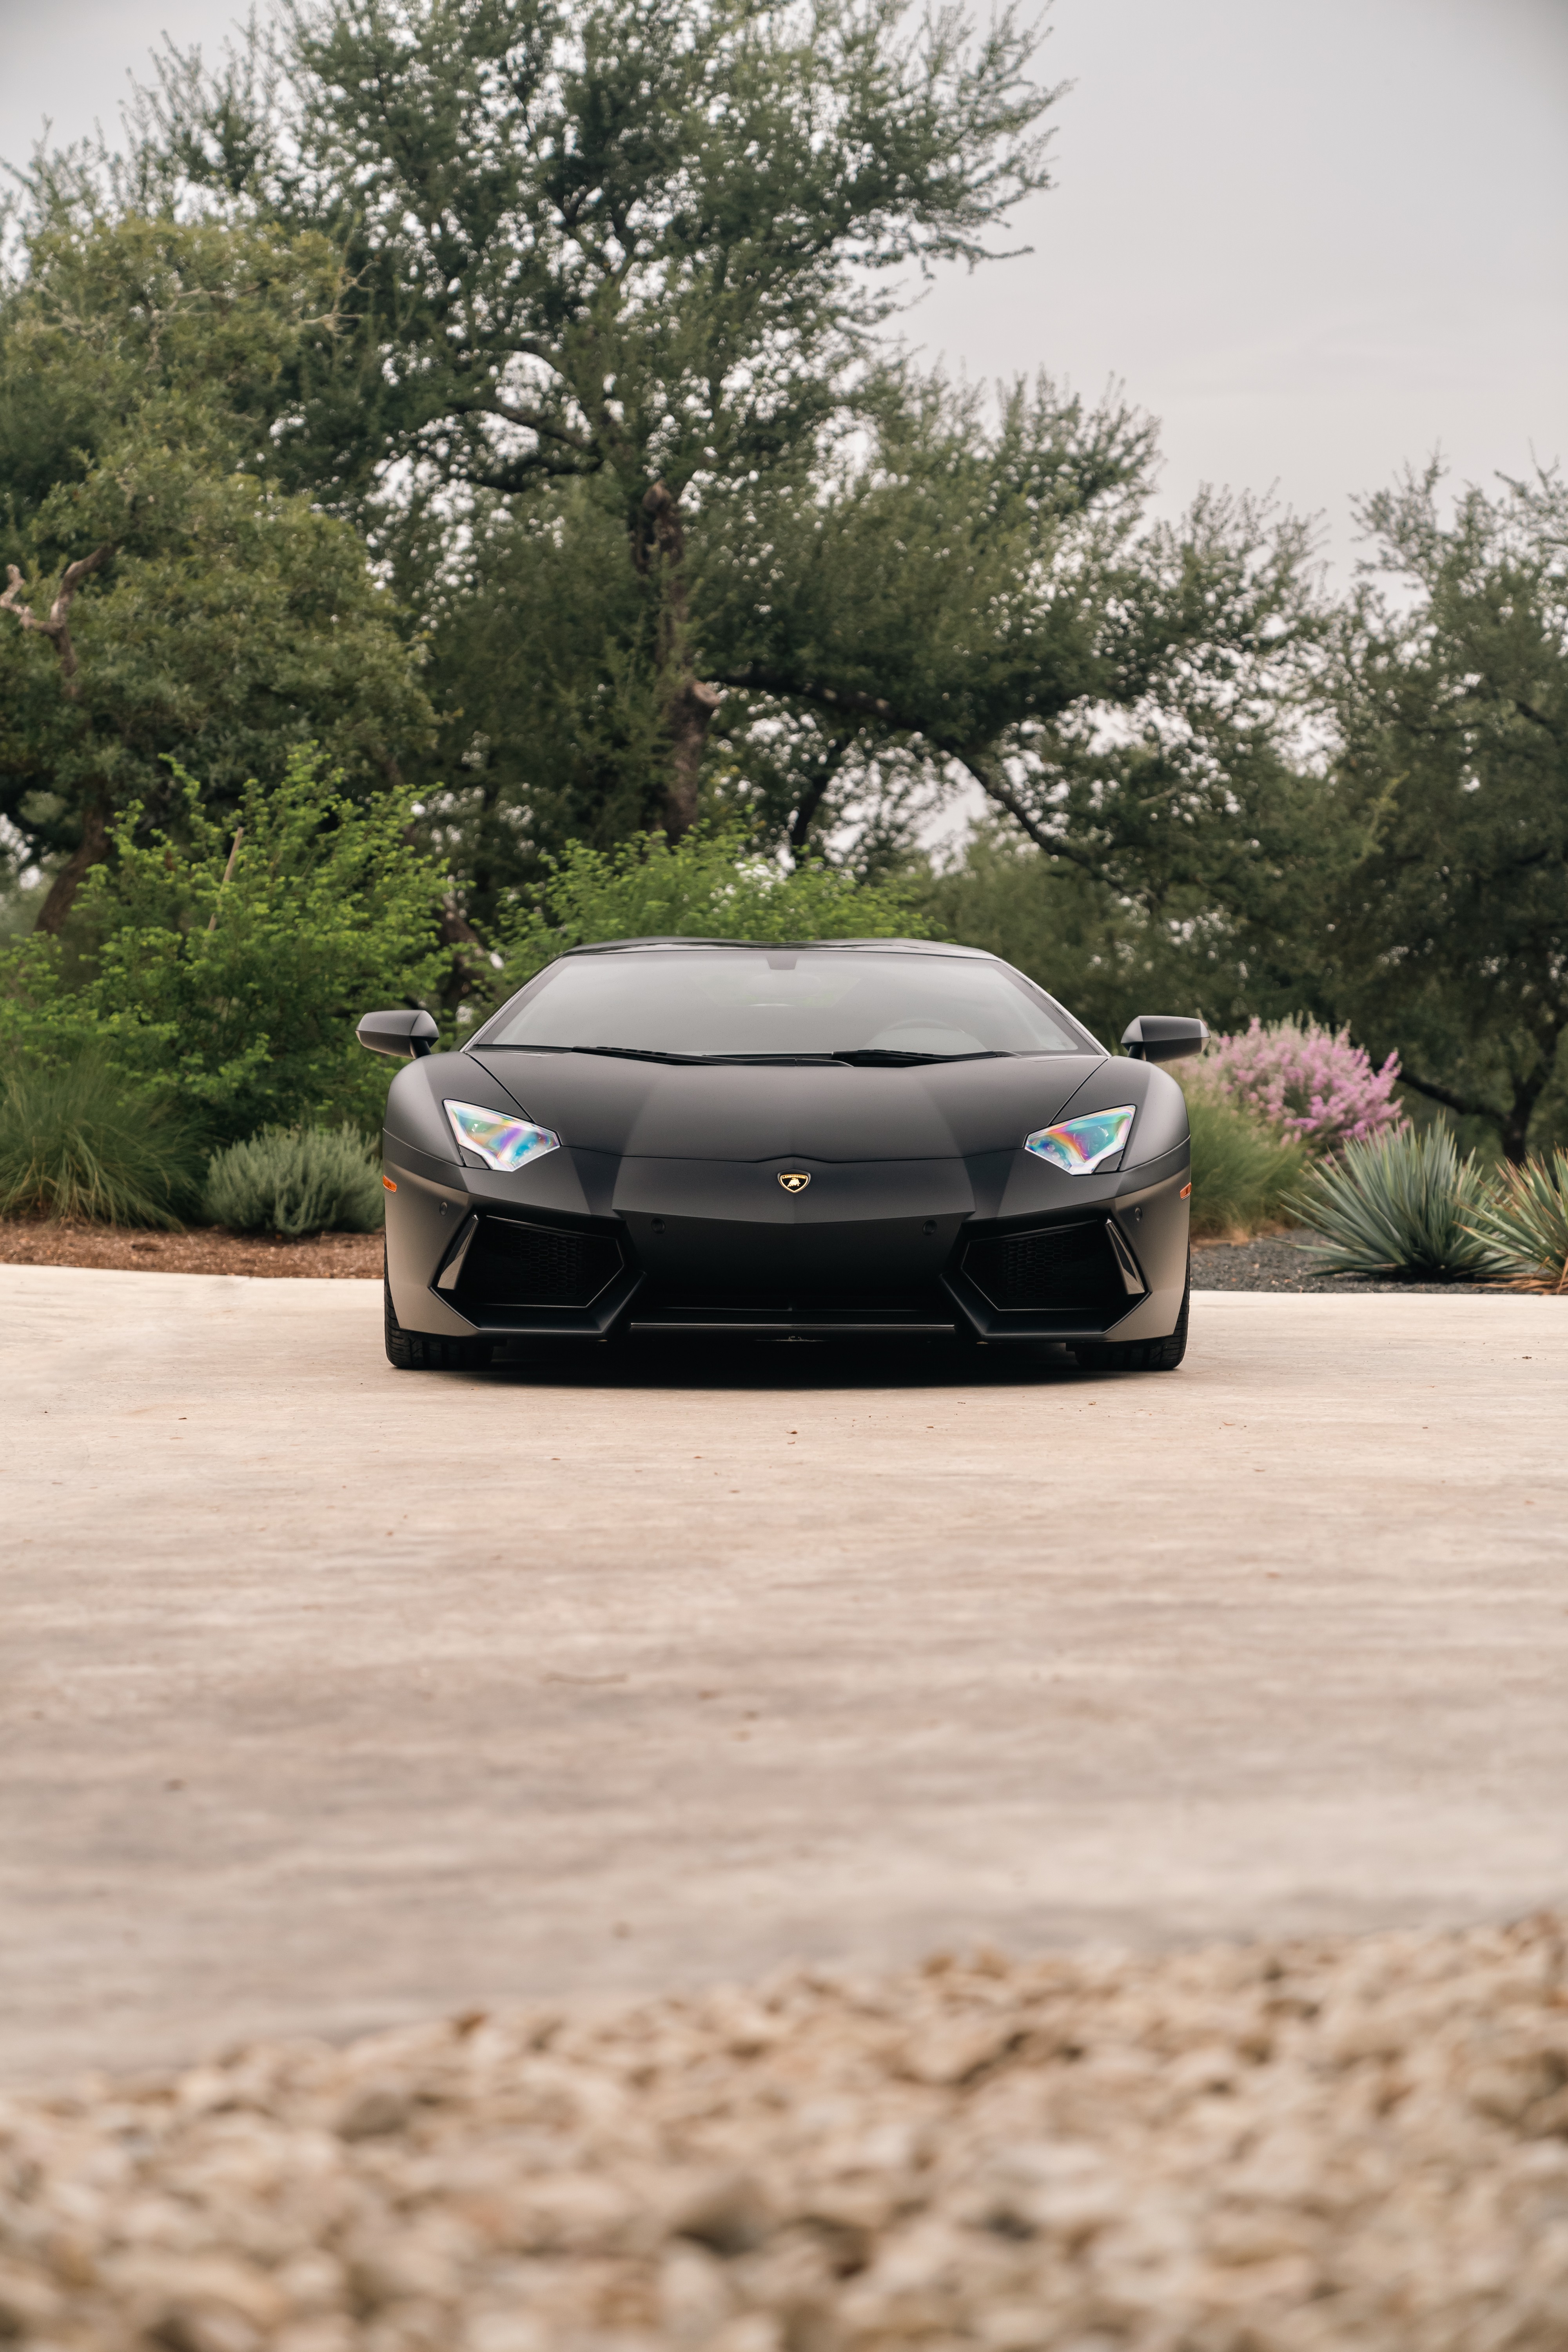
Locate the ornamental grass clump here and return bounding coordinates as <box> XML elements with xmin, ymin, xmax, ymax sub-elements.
<box><xmin>1465</xmin><ymin>1150</ymin><xmax>1568</xmax><ymax>1294</ymax></box>
<box><xmin>1185</xmin><ymin>1095</ymin><xmax>1309</xmax><ymax>1242</ymax></box>
<box><xmin>1201</xmin><ymin>1017</ymin><xmax>1404</xmax><ymax>1154</ymax></box>
<box><xmin>0</xmin><ymin>1054</ymin><xmax>200</xmax><ymax>1227</ymax></box>
<box><xmin>1288</xmin><ymin>1126</ymin><xmax>1494</xmax><ymax>1280</ymax></box>
<box><xmin>203</xmin><ymin>1123</ymin><xmax>385</xmax><ymax>1237</ymax></box>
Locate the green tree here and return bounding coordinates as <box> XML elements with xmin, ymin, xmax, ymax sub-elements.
<box><xmin>1324</xmin><ymin>466</ymin><xmax>1568</xmax><ymax>1161</ymax></box>
<box><xmin>0</xmin><ymin>210</ymin><xmax>433</xmax><ymax>927</ymax></box>
<box><xmin>401</xmin><ymin>474</ymin><xmax>671</xmax><ymax>925</ymax></box>
<box><xmin>392</xmin><ymin>368</ymin><xmax>1329</xmax><ymax>945</ymax></box>
<box><xmin>917</xmin><ymin>822</ymin><xmax>1296</xmax><ymax>1048</ymax></box>
<box><xmin>492</xmin><ymin>819</ymin><xmax>932</xmax><ymax>995</ymax></box>
<box><xmin>120</xmin><ymin>7</ymin><xmax>1328</xmax><ymax>926</ymax></box>
<box><xmin>130</xmin><ymin>0</ymin><xmax>1058</xmax><ymax>831</ymax></box>
<box><xmin>703</xmin><ymin>372</ymin><xmax>1328</xmax><ymax>908</ymax></box>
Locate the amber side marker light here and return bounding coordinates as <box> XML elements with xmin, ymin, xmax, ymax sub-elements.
<box><xmin>383</xmin><ymin>1175</ymin><xmax>397</xmax><ymax>1192</ymax></box>
<box><xmin>1180</xmin><ymin>1182</ymin><xmax>1192</xmax><ymax>1198</ymax></box>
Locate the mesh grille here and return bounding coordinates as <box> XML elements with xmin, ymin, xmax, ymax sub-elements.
<box><xmin>457</xmin><ymin>1219</ymin><xmax>623</xmax><ymax>1310</ymax></box>
<box><xmin>962</xmin><ymin>1221</ymin><xmax>1124</xmax><ymax>1314</ymax></box>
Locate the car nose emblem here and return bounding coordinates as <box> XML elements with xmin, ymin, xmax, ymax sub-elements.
<box><xmin>777</xmin><ymin>1171</ymin><xmax>811</xmax><ymax>1193</ymax></box>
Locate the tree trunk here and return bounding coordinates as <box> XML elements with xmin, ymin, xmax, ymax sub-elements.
<box><xmin>36</xmin><ymin>789</ymin><xmax>112</xmax><ymax>935</ymax></box>
<box><xmin>788</xmin><ymin>733</ymin><xmax>853</xmax><ymax>861</ymax></box>
<box><xmin>664</xmin><ymin>676</ymin><xmax>721</xmax><ymax>837</ymax></box>
<box><xmin>1501</xmin><ymin>1070</ymin><xmax>1548</xmax><ymax>1165</ymax></box>
<box><xmin>632</xmin><ymin>482</ymin><xmax>719</xmax><ymax>838</ymax></box>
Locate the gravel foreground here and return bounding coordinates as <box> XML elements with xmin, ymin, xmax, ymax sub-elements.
<box><xmin>5</xmin><ymin>1920</ymin><xmax>1568</xmax><ymax>2352</ymax></box>
<box><xmin>1191</xmin><ymin>1232</ymin><xmax>1497</xmax><ymax>1295</ymax></box>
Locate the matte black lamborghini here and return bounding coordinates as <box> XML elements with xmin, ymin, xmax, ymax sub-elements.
<box><xmin>358</xmin><ymin>939</ymin><xmax>1205</xmax><ymax>1373</ymax></box>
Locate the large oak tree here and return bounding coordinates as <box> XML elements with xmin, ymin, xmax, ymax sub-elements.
<box><xmin>136</xmin><ymin>0</ymin><xmax>1058</xmax><ymax>831</ymax></box>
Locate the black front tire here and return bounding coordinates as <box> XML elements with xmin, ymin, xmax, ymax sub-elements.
<box><xmin>1074</xmin><ymin>1264</ymin><xmax>1189</xmax><ymax>1374</ymax></box>
<box><xmin>385</xmin><ymin>1266</ymin><xmax>494</xmax><ymax>1371</ymax></box>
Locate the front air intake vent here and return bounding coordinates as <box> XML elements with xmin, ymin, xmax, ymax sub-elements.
<box><xmin>456</xmin><ymin>1218</ymin><xmax>623</xmax><ymax>1310</ymax></box>
<box><xmin>962</xmin><ymin>1220</ymin><xmax>1126</xmax><ymax>1315</ymax></box>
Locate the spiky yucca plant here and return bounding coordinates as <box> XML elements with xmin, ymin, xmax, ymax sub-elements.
<box><xmin>1287</xmin><ymin>1127</ymin><xmax>1496</xmax><ymax>1279</ymax></box>
<box><xmin>1465</xmin><ymin>1150</ymin><xmax>1568</xmax><ymax>1294</ymax></box>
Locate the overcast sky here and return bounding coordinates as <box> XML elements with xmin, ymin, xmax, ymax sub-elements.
<box><xmin>2</xmin><ymin>0</ymin><xmax>1564</xmax><ymax>574</ymax></box>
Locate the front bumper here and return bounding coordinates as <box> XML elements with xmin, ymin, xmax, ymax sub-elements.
<box><xmin>383</xmin><ymin>1137</ymin><xmax>1191</xmax><ymax>1346</ymax></box>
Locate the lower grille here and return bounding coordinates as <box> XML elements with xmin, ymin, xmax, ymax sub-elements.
<box><xmin>454</xmin><ymin>1218</ymin><xmax>623</xmax><ymax>1310</ymax></box>
<box><xmin>962</xmin><ymin>1221</ymin><xmax>1126</xmax><ymax>1315</ymax></box>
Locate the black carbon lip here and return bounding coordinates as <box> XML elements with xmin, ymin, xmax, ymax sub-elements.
<box><xmin>626</xmin><ymin>1308</ymin><xmax>960</xmax><ymax>1336</ymax></box>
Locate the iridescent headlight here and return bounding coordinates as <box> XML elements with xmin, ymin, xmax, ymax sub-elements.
<box><xmin>445</xmin><ymin>1099</ymin><xmax>561</xmax><ymax>1173</ymax></box>
<box><xmin>1024</xmin><ymin>1105</ymin><xmax>1135</xmax><ymax>1175</ymax></box>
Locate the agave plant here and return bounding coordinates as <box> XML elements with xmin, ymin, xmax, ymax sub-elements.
<box><xmin>1287</xmin><ymin>1126</ymin><xmax>1497</xmax><ymax>1279</ymax></box>
<box><xmin>1465</xmin><ymin>1150</ymin><xmax>1568</xmax><ymax>1294</ymax></box>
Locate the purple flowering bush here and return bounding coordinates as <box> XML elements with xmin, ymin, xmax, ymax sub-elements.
<box><xmin>1198</xmin><ymin>1018</ymin><xmax>1405</xmax><ymax>1155</ymax></box>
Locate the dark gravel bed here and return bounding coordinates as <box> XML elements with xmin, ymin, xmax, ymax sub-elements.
<box><xmin>1192</xmin><ymin>1229</ymin><xmax>1497</xmax><ymax>1294</ymax></box>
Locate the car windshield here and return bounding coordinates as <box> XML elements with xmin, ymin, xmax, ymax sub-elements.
<box><xmin>470</xmin><ymin>949</ymin><xmax>1092</xmax><ymax>1060</ymax></box>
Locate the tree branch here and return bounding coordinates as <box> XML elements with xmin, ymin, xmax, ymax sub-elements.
<box><xmin>953</xmin><ymin>748</ymin><xmax>1107</xmax><ymax>879</ymax></box>
<box><xmin>713</xmin><ymin>666</ymin><xmax>897</xmax><ymax>726</ymax></box>
<box><xmin>447</xmin><ymin>393</ymin><xmax>594</xmax><ymax>454</ymax></box>
<box><xmin>467</xmin><ymin>448</ymin><xmax>602</xmax><ymax>491</ymax></box>
<box><xmin>1512</xmin><ymin>694</ymin><xmax>1562</xmax><ymax>743</ymax></box>
<box><xmin>1397</xmin><ymin>1066</ymin><xmax>1487</xmax><ymax>1120</ymax></box>
<box><xmin>0</xmin><ymin>544</ymin><xmax>114</xmax><ymax>699</ymax></box>
<box><xmin>715</xmin><ymin>667</ymin><xmax>1112</xmax><ymax>878</ymax></box>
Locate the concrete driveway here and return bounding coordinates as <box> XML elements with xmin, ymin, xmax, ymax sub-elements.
<box><xmin>3</xmin><ymin>1263</ymin><xmax>1565</xmax><ymax>2086</ymax></box>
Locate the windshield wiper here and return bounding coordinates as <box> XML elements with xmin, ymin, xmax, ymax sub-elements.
<box><xmin>565</xmin><ymin>1045</ymin><xmax>715</xmax><ymax>1064</ymax></box>
<box><xmin>478</xmin><ymin>1044</ymin><xmax>1012</xmax><ymax>1067</ymax></box>
<box><xmin>507</xmin><ymin>1045</ymin><xmax>846</xmax><ymax>1066</ymax></box>
<box><xmin>826</xmin><ymin>1047</ymin><xmax>1012</xmax><ymax>1067</ymax></box>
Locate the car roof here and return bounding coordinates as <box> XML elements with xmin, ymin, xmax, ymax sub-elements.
<box><xmin>560</xmin><ymin>937</ymin><xmax>996</xmax><ymax>958</ymax></box>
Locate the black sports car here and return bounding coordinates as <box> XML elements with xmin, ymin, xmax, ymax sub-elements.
<box><xmin>358</xmin><ymin>939</ymin><xmax>1205</xmax><ymax>1373</ymax></box>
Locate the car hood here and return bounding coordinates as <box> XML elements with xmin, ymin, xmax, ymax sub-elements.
<box><xmin>461</xmin><ymin>1047</ymin><xmax>1110</xmax><ymax>1161</ymax></box>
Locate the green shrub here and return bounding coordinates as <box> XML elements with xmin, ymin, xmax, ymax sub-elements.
<box><xmin>1465</xmin><ymin>1149</ymin><xmax>1568</xmax><ymax>1293</ymax></box>
<box><xmin>0</xmin><ymin>1054</ymin><xmax>200</xmax><ymax>1227</ymax></box>
<box><xmin>1287</xmin><ymin>1127</ymin><xmax>1495</xmax><ymax>1279</ymax></box>
<box><xmin>203</xmin><ymin>1123</ymin><xmax>385</xmax><ymax>1236</ymax></box>
<box><xmin>492</xmin><ymin>824</ymin><xmax>935</xmax><ymax>995</ymax></box>
<box><xmin>1186</xmin><ymin>1093</ymin><xmax>1309</xmax><ymax>1241</ymax></box>
<box><xmin>0</xmin><ymin>747</ymin><xmax>449</xmax><ymax>1144</ymax></box>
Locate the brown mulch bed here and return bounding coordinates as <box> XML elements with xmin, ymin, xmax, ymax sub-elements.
<box><xmin>0</xmin><ymin>1219</ymin><xmax>381</xmax><ymax>1279</ymax></box>
<box><xmin>3</xmin><ymin>1917</ymin><xmax>1567</xmax><ymax>2350</ymax></box>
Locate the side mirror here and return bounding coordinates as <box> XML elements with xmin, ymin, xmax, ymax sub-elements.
<box><xmin>1122</xmin><ymin>1014</ymin><xmax>1208</xmax><ymax>1065</ymax></box>
<box><xmin>357</xmin><ymin>1008</ymin><xmax>439</xmax><ymax>1060</ymax></box>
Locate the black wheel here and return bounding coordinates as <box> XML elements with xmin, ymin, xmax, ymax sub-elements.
<box><xmin>1074</xmin><ymin>1263</ymin><xmax>1189</xmax><ymax>1374</ymax></box>
<box><xmin>384</xmin><ymin>1263</ymin><xmax>494</xmax><ymax>1371</ymax></box>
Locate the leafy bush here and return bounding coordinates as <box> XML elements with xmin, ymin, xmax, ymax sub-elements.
<box><xmin>491</xmin><ymin>825</ymin><xmax>935</xmax><ymax>995</ymax></box>
<box><xmin>1288</xmin><ymin>1127</ymin><xmax>1495</xmax><ymax>1279</ymax></box>
<box><xmin>1200</xmin><ymin>1017</ymin><xmax>1405</xmax><ymax>1153</ymax></box>
<box><xmin>0</xmin><ymin>1055</ymin><xmax>200</xmax><ymax>1227</ymax></box>
<box><xmin>1186</xmin><ymin>1094</ymin><xmax>1309</xmax><ymax>1241</ymax></box>
<box><xmin>203</xmin><ymin>1124</ymin><xmax>385</xmax><ymax>1237</ymax></box>
<box><xmin>1465</xmin><ymin>1150</ymin><xmax>1568</xmax><ymax>1294</ymax></box>
<box><xmin>0</xmin><ymin>747</ymin><xmax>449</xmax><ymax>1144</ymax></box>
